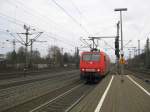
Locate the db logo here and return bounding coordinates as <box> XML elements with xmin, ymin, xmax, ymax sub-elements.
<box><xmin>89</xmin><ymin>61</ymin><xmax>93</xmax><ymax>64</ymax></box>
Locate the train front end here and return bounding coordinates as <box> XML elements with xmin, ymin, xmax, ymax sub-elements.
<box><xmin>80</xmin><ymin>52</ymin><xmax>105</xmax><ymax>82</ymax></box>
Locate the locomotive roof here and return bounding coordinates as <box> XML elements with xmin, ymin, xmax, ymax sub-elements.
<box><xmin>81</xmin><ymin>51</ymin><xmax>105</xmax><ymax>54</ymax></box>
<box><xmin>81</xmin><ymin>51</ymin><xmax>108</xmax><ymax>57</ymax></box>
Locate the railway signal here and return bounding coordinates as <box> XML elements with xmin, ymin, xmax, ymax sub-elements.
<box><xmin>119</xmin><ymin>57</ymin><xmax>125</xmax><ymax>64</ymax></box>
<box><xmin>114</xmin><ymin>8</ymin><xmax>127</xmax><ymax>75</ymax></box>
<box><xmin>115</xmin><ymin>21</ymin><xmax>120</xmax><ymax>59</ymax></box>
<box><xmin>115</xmin><ymin>36</ymin><xmax>120</xmax><ymax>58</ymax></box>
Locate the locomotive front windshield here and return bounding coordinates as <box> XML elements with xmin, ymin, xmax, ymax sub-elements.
<box><xmin>82</xmin><ymin>54</ymin><xmax>100</xmax><ymax>61</ymax></box>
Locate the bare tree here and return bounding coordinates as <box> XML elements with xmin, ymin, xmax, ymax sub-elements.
<box><xmin>47</xmin><ymin>45</ymin><xmax>62</xmax><ymax>67</ymax></box>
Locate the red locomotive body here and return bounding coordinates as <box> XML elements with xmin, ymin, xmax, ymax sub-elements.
<box><xmin>80</xmin><ymin>51</ymin><xmax>110</xmax><ymax>82</ymax></box>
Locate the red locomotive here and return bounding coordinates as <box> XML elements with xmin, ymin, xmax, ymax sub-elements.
<box><xmin>80</xmin><ymin>51</ymin><xmax>110</xmax><ymax>82</ymax></box>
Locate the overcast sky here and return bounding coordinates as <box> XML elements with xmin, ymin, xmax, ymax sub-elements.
<box><xmin>0</xmin><ymin>0</ymin><xmax>150</xmax><ymax>62</ymax></box>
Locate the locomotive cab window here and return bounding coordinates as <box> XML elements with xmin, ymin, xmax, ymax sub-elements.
<box><xmin>82</xmin><ymin>54</ymin><xmax>100</xmax><ymax>61</ymax></box>
<box><xmin>104</xmin><ymin>56</ymin><xmax>106</xmax><ymax>61</ymax></box>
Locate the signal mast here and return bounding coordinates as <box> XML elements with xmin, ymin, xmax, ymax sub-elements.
<box><xmin>80</xmin><ymin>21</ymin><xmax>120</xmax><ymax>59</ymax></box>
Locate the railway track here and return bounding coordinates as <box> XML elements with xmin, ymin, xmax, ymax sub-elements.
<box><xmin>30</xmin><ymin>84</ymin><xmax>85</xmax><ymax>112</ymax></box>
<box><xmin>0</xmin><ymin>70</ymin><xmax>79</xmax><ymax>90</ymax></box>
<box><xmin>0</xmin><ymin>70</ymin><xmax>52</xmax><ymax>80</ymax></box>
<box><xmin>2</xmin><ymin>78</ymin><xmax>93</xmax><ymax>112</ymax></box>
<box><xmin>0</xmin><ymin>70</ymin><xmax>109</xmax><ymax>112</ymax></box>
<box><xmin>0</xmin><ymin>68</ymin><xmax>76</xmax><ymax>80</ymax></box>
<box><xmin>0</xmin><ymin>71</ymin><xmax>81</xmax><ymax>111</ymax></box>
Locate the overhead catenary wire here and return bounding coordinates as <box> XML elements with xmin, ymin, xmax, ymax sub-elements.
<box><xmin>12</xmin><ymin>0</ymin><xmax>91</xmax><ymax>38</ymax></box>
<box><xmin>7</xmin><ymin>0</ymin><xmax>61</xmax><ymax>27</ymax></box>
<box><xmin>51</xmin><ymin>0</ymin><xmax>90</xmax><ymax>35</ymax></box>
<box><xmin>68</xmin><ymin>0</ymin><xmax>93</xmax><ymax>33</ymax></box>
<box><xmin>69</xmin><ymin>0</ymin><xmax>83</xmax><ymax>16</ymax></box>
<box><xmin>0</xmin><ymin>13</ymin><xmax>23</xmax><ymax>27</ymax></box>
<box><xmin>70</xmin><ymin>0</ymin><xmax>99</xmax><ymax>36</ymax></box>
<box><xmin>8</xmin><ymin>0</ymin><xmax>83</xmax><ymax>36</ymax></box>
<box><xmin>1</xmin><ymin>0</ymin><xmax>84</xmax><ymax>43</ymax></box>
<box><xmin>29</xmin><ymin>32</ymin><xmax>43</xmax><ymax>45</ymax></box>
<box><xmin>101</xmin><ymin>39</ymin><xmax>115</xmax><ymax>50</ymax></box>
<box><xmin>0</xmin><ymin>4</ymin><xmax>79</xmax><ymax>51</ymax></box>
<box><xmin>7</xmin><ymin>31</ymin><xmax>25</xmax><ymax>45</ymax></box>
<box><xmin>80</xmin><ymin>37</ymin><xmax>91</xmax><ymax>48</ymax></box>
<box><xmin>16</xmin><ymin>33</ymin><xmax>26</xmax><ymax>44</ymax></box>
<box><xmin>45</xmin><ymin>32</ymin><xmax>76</xmax><ymax>48</ymax></box>
<box><xmin>2</xmin><ymin>0</ymin><xmax>81</xmax><ymax>45</ymax></box>
<box><xmin>0</xmin><ymin>9</ymin><xmax>78</xmax><ymax>48</ymax></box>
<box><xmin>0</xmin><ymin>12</ymin><xmax>77</xmax><ymax>48</ymax></box>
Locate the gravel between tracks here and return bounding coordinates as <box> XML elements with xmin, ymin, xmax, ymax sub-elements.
<box><xmin>0</xmin><ymin>71</ymin><xmax>79</xmax><ymax>111</ymax></box>
<box><xmin>34</xmin><ymin>84</ymin><xmax>94</xmax><ymax>112</ymax></box>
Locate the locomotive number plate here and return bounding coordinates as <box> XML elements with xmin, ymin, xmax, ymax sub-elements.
<box><xmin>85</xmin><ymin>69</ymin><xmax>96</xmax><ymax>72</ymax></box>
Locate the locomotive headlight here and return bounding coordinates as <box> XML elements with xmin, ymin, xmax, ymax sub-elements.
<box><xmin>81</xmin><ymin>68</ymin><xmax>85</xmax><ymax>71</ymax></box>
<box><xmin>97</xmin><ymin>69</ymin><xmax>100</xmax><ymax>72</ymax></box>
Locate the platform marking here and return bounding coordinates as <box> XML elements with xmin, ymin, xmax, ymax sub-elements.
<box><xmin>94</xmin><ymin>75</ymin><xmax>114</xmax><ymax>112</ymax></box>
<box><xmin>127</xmin><ymin>75</ymin><xmax>150</xmax><ymax>96</ymax></box>
<box><xmin>30</xmin><ymin>84</ymin><xmax>83</xmax><ymax>112</ymax></box>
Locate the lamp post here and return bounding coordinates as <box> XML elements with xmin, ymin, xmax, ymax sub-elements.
<box><xmin>114</xmin><ymin>8</ymin><xmax>127</xmax><ymax>75</ymax></box>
